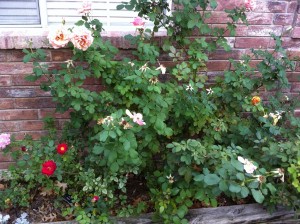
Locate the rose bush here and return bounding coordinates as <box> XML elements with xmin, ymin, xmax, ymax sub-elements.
<box><xmin>1</xmin><ymin>0</ymin><xmax>300</xmax><ymax>223</ymax></box>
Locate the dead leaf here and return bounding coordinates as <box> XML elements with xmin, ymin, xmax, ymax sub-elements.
<box><xmin>42</xmin><ymin>213</ymin><xmax>57</xmax><ymax>222</ymax></box>
<box><xmin>40</xmin><ymin>187</ymin><xmax>54</xmax><ymax>196</ymax></box>
<box><xmin>55</xmin><ymin>181</ymin><xmax>68</xmax><ymax>192</ymax></box>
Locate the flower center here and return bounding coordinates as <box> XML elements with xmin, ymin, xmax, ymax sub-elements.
<box><xmin>56</xmin><ymin>33</ymin><xmax>64</xmax><ymax>41</ymax></box>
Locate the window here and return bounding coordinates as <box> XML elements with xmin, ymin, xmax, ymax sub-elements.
<box><xmin>0</xmin><ymin>0</ymin><xmax>171</xmax><ymax>31</ymax></box>
<box><xmin>0</xmin><ymin>0</ymin><xmax>41</xmax><ymax>25</ymax></box>
<box><xmin>47</xmin><ymin>0</ymin><xmax>138</xmax><ymax>31</ymax></box>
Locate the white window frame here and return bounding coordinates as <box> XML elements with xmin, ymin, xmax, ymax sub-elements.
<box><xmin>0</xmin><ymin>0</ymin><xmax>172</xmax><ymax>30</ymax></box>
<box><xmin>0</xmin><ymin>0</ymin><xmax>47</xmax><ymax>28</ymax></box>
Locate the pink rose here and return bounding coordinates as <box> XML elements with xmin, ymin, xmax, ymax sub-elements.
<box><xmin>0</xmin><ymin>133</ymin><xmax>10</xmax><ymax>149</ymax></box>
<box><xmin>78</xmin><ymin>1</ymin><xmax>92</xmax><ymax>15</ymax></box>
<box><xmin>71</xmin><ymin>28</ymin><xmax>94</xmax><ymax>51</ymax></box>
<box><xmin>47</xmin><ymin>27</ymin><xmax>71</xmax><ymax>49</ymax></box>
<box><xmin>132</xmin><ymin>17</ymin><xmax>145</xmax><ymax>29</ymax></box>
<box><xmin>245</xmin><ymin>0</ymin><xmax>256</xmax><ymax>11</ymax></box>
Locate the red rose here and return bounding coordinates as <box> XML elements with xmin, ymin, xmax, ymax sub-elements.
<box><xmin>57</xmin><ymin>143</ymin><xmax>68</xmax><ymax>155</ymax></box>
<box><xmin>41</xmin><ymin>160</ymin><xmax>57</xmax><ymax>176</ymax></box>
<box><xmin>91</xmin><ymin>195</ymin><xmax>99</xmax><ymax>203</ymax></box>
<box><xmin>21</xmin><ymin>146</ymin><xmax>27</xmax><ymax>152</ymax></box>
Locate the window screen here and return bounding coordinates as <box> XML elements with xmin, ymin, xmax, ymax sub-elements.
<box><xmin>0</xmin><ymin>0</ymin><xmax>41</xmax><ymax>25</ymax></box>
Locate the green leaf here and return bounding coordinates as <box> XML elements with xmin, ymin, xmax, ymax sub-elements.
<box><xmin>23</xmin><ymin>54</ymin><xmax>32</xmax><ymax>63</ymax></box>
<box><xmin>219</xmin><ymin>180</ymin><xmax>228</xmax><ymax>191</ymax></box>
<box><xmin>109</xmin><ymin>131</ymin><xmax>117</xmax><ymax>139</ymax></box>
<box><xmin>251</xmin><ymin>189</ymin><xmax>265</xmax><ymax>203</ymax></box>
<box><xmin>229</xmin><ymin>183</ymin><xmax>241</xmax><ymax>193</ymax></box>
<box><xmin>75</xmin><ymin>20</ymin><xmax>85</xmax><ymax>26</ymax></box>
<box><xmin>25</xmin><ymin>75</ymin><xmax>39</xmax><ymax>82</ymax></box>
<box><xmin>204</xmin><ymin>174</ymin><xmax>220</xmax><ymax>185</ymax></box>
<box><xmin>236</xmin><ymin>173</ymin><xmax>245</xmax><ymax>181</ymax></box>
<box><xmin>123</xmin><ymin>141</ymin><xmax>130</xmax><ymax>151</ymax></box>
<box><xmin>210</xmin><ymin>0</ymin><xmax>218</xmax><ymax>9</ymax></box>
<box><xmin>93</xmin><ymin>145</ymin><xmax>104</xmax><ymax>155</ymax></box>
<box><xmin>116</xmin><ymin>4</ymin><xmax>124</xmax><ymax>10</ymax></box>
<box><xmin>108</xmin><ymin>151</ymin><xmax>117</xmax><ymax>163</ymax></box>
<box><xmin>241</xmin><ymin>186</ymin><xmax>249</xmax><ymax>198</ymax></box>
<box><xmin>110</xmin><ymin>162</ymin><xmax>119</xmax><ymax>172</ymax></box>
<box><xmin>231</xmin><ymin>159</ymin><xmax>244</xmax><ymax>172</ymax></box>
<box><xmin>100</xmin><ymin>131</ymin><xmax>109</xmax><ymax>142</ymax></box>
<box><xmin>194</xmin><ymin>174</ymin><xmax>204</xmax><ymax>182</ymax></box>
<box><xmin>266</xmin><ymin>183</ymin><xmax>277</xmax><ymax>195</ymax></box>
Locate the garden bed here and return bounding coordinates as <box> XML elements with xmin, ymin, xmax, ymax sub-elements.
<box><xmin>35</xmin><ymin>204</ymin><xmax>297</xmax><ymax>224</ymax></box>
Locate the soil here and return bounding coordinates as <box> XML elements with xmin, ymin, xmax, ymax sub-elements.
<box><xmin>1</xmin><ymin>175</ymin><xmax>255</xmax><ymax>224</ymax></box>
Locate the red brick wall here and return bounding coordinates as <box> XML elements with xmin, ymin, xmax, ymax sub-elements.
<box><xmin>1</xmin><ymin>0</ymin><xmax>300</xmax><ymax>168</ymax></box>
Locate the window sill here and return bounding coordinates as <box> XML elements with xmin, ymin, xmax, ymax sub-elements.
<box><xmin>0</xmin><ymin>28</ymin><xmax>167</xmax><ymax>50</ymax></box>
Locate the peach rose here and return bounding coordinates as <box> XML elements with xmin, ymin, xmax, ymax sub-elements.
<box><xmin>71</xmin><ymin>28</ymin><xmax>94</xmax><ymax>51</ymax></box>
<box><xmin>78</xmin><ymin>1</ymin><xmax>92</xmax><ymax>15</ymax></box>
<box><xmin>251</xmin><ymin>96</ymin><xmax>261</xmax><ymax>106</ymax></box>
<box><xmin>47</xmin><ymin>27</ymin><xmax>71</xmax><ymax>49</ymax></box>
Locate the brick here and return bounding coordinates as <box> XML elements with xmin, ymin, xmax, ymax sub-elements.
<box><xmin>273</xmin><ymin>14</ymin><xmax>294</xmax><ymax>25</ymax></box>
<box><xmin>287</xmin><ymin>49</ymin><xmax>300</xmax><ymax>58</ymax></box>
<box><xmin>0</xmin><ymin>162</ymin><xmax>15</xmax><ymax>169</ymax></box>
<box><xmin>247</xmin><ymin>25</ymin><xmax>283</xmax><ymax>36</ymax></box>
<box><xmin>84</xmin><ymin>77</ymin><xmax>102</xmax><ymax>85</ymax></box>
<box><xmin>267</xmin><ymin>1</ymin><xmax>287</xmax><ymax>13</ymax></box>
<box><xmin>39</xmin><ymin>108</ymin><xmax>71</xmax><ymax>119</ymax></box>
<box><xmin>6</xmin><ymin>50</ymin><xmax>25</xmax><ymax>62</ymax></box>
<box><xmin>0</xmin><ymin>63</ymin><xmax>33</xmax><ymax>75</ymax></box>
<box><xmin>0</xmin><ymin>152</ymin><xmax>12</xmax><ymax>162</ymax></box>
<box><xmin>208</xmin><ymin>49</ymin><xmax>242</xmax><ymax>60</ymax></box>
<box><xmin>291</xmin><ymin>82</ymin><xmax>300</xmax><ymax>92</ymax></box>
<box><xmin>235</xmin><ymin>37</ymin><xmax>271</xmax><ymax>48</ymax></box>
<box><xmin>15</xmin><ymin>98</ymin><xmax>56</xmax><ymax>109</ymax></box>
<box><xmin>35</xmin><ymin>88</ymin><xmax>52</xmax><ymax>97</ymax></box>
<box><xmin>11</xmin><ymin>74</ymin><xmax>48</xmax><ymax>86</ymax></box>
<box><xmin>83</xmin><ymin>85</ymin><xmax>106</xmax><ymax>92</ymax></box>
<box><xmin>0</xmin><ymin>50</ymin><xmax>7</xmax><ymax>61</ymax></box>
<box><xmin>51</xmin><ymin>50</ymin><xmax>73</xmax><ymax>61</ymax></box>
<box><xmin>204</xmin><ymin>12</ymin><xmax>232</xmax><ymax>24</ymax></box>
<box><xmin>282</xmin><ymin>37</ymin><xmax>300</xmax><ymax>48</ymax></box>
<box><xmin>214</xmin><ymin>1</ymin><xmax>237</xmax><ymax>10</ymax></box>
<box><xmin>0</xmin><ymin>75</ymin><xmax>11</xmax><ymax>86</ymax></box>
<box><xmin>287</xmin><ymin>72</ymin><xmax>300</xmax><ymax>82</ymax></box>
<box><xmin>211</xmin><ymin>24</ymin><xmax>248</xmax><ymax>36</ymax></box>
<box><xmin>0</xmin><ymin>88</ymin><xmax>36</xmax><ymax>98</ymax></box>
<box><xmin>207</xmin><ymin>60</ymin><xmax>230</xmax><ymax>71</ymax></box>
<box><xmin>0</xmin><ymin>110</ymin><xmax>38</xmax><ymax>121</ymax></box>
<box><xmin>291</xmin><ymin>27</ymin><xmax>300</xmax><ymax>38</ymax></box>
<box><xmin>0</xmin><ymin>99</ymin><xmax>15</xmax><ymax>109</ymax></box>
<box><xmin>19</xmin><ymin>120</ymin><xmax>45</xmax><ymax>131</ymax></box>
<box><xmin>287</xmin><ymin>1</ymin><xmax>298</xmax><ymax>13</ymax></box>
<box><xmin>0</xmin><ymin>121</ymin><xmax>19</xmax><ymax>132</ymax></box>
<box><xmin>245</xmin><ymin>13</ymin><xmax>273</xmax><ymax>25</ymax></box>
<box><xmin>14</xmin><ymin>131</ymin><xmax>49</xmax><ymax>140</ymax></box>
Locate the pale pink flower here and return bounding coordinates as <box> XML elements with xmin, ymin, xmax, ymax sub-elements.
<box><xmin>78</xmin><ymin>1</ymin><xmax>92</xmax><ymax>15</ymax></box>
<box><xmin>155</xmin><ymin>64</ymin><xmax>166</xmax><ymax>74</ymax></box>
<box><xmin>125</xmin><ymin>109</ymin><xmax>146</xmax><ymax>126</ymax></box>
<box><xmin>253</xmin><ymin>175</ymin><xmax>266</xmax><ymax>184</ymax></box>
<box><xmin>132</xmin><ymin>17</ymin><xmax>145</xmax><ymax>29</ymax></box>
<box><xmin>238</xmin><ymin>156</ymin><xmax>257</xmax><ymax>174</ymax></box>
<box><xmin>47</xmin><ymin>27</ymin><xmax>71</xmax><ymax>49</ymax></box>
<box><xmin>0</xmin><ymin>133</ymin><xmax>11</xmax><ymax>149</ymax></box>
<box><xmin>71</xmin><ymin>28</ymin><xmax>94</xmax><ymax>51</ymax></box>
<box><xmin>245</xmin><ymin>0</ymin><xmax>256</xmax><ymax>11</ymax></box>
<box><xmin>271</xmin><ymin>168</ymin><xmax>285</xmax><ymax>182</ymax></box>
